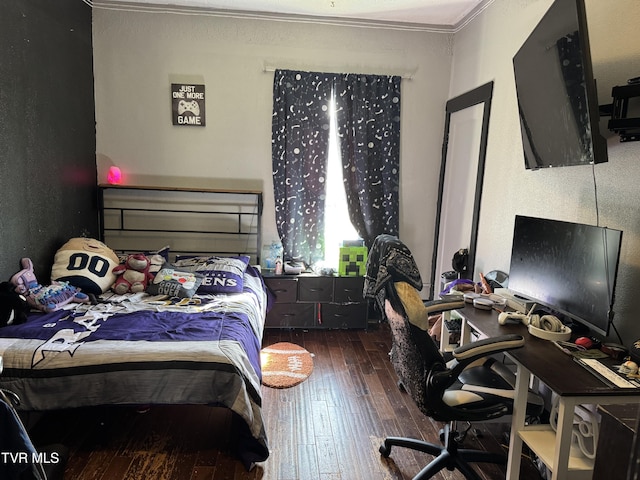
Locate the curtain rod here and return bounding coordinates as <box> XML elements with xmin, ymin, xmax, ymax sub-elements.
<box><xmin>263</xmin><ymin>65</ymin><xmax>415</xmax><ymax>80</ymax></box>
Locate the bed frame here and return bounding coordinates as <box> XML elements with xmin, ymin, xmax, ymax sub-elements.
<box><xmin>98</xmin><ymin>184</ymin><xmax>263</xmax><ymax>264</ymax></box>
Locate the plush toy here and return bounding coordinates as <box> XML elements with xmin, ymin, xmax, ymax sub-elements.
<box><xmin>112</xmin><ymin>253</ymin><xmax>153</xmax><ymax>294</ymax></box>
<box><xmin>0</xmin><ymin>281</ymin><xmax>29</xmax><ymax>327</ymax></box>
<box><xmin>51</xmin><ymin>237</ymin><xmax>120</xmax><ymax>294</ymax></box>
<box><xmin>147</xmin><ymin>253</ymin><xmax>166</xmax><ymax>277</ymax></box>
<box><xmin>11</xmin><ymin>258</ymin><xmax>90</xmax><ymax>313</ymax></box>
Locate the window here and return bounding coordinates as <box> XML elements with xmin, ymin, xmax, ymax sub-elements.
<box><xmin>272</xmin><ymin>69</ymin><xmax>400</xmax><ymax>266</ymax></box>
<box><xmin>322</xmin><ymin>95</ymin><xmax>360</xmax><ymax>270</ymax></box>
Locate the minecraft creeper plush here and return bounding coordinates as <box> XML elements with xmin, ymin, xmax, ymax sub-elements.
<box><xmin>338</xmin><ymin>247</ymin><xmax>368</xmax><ymax>276</ymax></box>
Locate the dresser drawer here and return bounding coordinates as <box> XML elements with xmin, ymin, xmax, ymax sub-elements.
<box><xmin>321</xmin><ymin>303</ymin><xmax>368</xmax><ymax>329</ymax></box>
<box><xmin>333</xmin><ymin>276</ymin><xmax>365</xmax><ymax>303</ymax></box>
<box><xmin>298</xmin><ymin>276</ymin><xmax>333</xmax><ymax>302</ymax></box>
<box><xmin>264</xmin><ymin>277</ymin><xmax>298</xmax><ymax>303</ymax></box>
<box><xmin>265</xmin><ymin>303</ymin><xmax>316</xmax><ymax>328</ymax></box>
<box><xmin>263</xmin><ymin>274</ymin><xmax>368</xmax><ymax>329</ymax></box>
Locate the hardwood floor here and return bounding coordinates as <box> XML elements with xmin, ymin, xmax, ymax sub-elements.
<box><xmin>27</xmin><ymin>324</ymin><xmax>543</xmax><ymax>479</ymax></box>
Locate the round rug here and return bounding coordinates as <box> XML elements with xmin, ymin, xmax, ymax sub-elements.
<box><xmin>261</xmin><ymin>342</ymin><xmax>314</xmax><ymax>388</ymax></box>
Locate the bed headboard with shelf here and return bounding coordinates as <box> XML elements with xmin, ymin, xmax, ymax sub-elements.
<box><xmin>98</xmin><ymin>185</ymin><xmax>263</xmax><ymax>265</ymax></box>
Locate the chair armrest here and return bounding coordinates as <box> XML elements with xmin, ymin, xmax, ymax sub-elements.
<box><xmin>453</xmin><ymin>334</ymin><xmax>524</xmax><ymax>361</ymax></box>
<box><xmin>446</xmin><ymin>334</ymin><xmax>524</xmax><ymax>378</ymax></box>
<box><xmin>423</xmin><ymin>298</ymin><xmax>465</xmax><ymax>315</ymax></box>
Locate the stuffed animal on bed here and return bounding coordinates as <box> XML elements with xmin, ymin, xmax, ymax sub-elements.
<box><xmin>11</xmin><ymin>258</ymin><xmax>90</xmax><ymax>313</ymax></box>
<box><xmin>50</xmin><ymin>237</ymin><xmax>120</xmax><ymax>294</ymax></box>
<box><xmin>111</xmin><ymin>253</ymin><xmax>153</xmax><ymax>294</ymax></box>
<box><xmin>0</xmin><ymin>281</ymin><xmax>29</xmax><ymax>327</ymax></box>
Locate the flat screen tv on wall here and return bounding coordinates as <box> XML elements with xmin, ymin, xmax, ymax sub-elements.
<box><xmin>513</xmin><ymin>0</ymin><xmax>607</xmax><ymax>170</ymax></box>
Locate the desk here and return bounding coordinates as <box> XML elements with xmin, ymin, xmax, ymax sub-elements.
<box><xmin>456</xmin><ymin>306</ymin><xmax>640</xmax><ymax>480</ymax></box>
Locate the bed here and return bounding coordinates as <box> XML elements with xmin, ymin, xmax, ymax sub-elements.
<box><xmin>0</xmin><ymin>185</ymin><xmax>270</xmax><ymax>470</ymax></box>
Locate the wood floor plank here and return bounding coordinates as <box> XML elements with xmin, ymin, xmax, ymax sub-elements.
<box><xmin>266</xmin><ymin>400</ymin><xmax>297</xmax><ymax>480</ymax></box>
<box><xmin>168</xmin><ymin>451</ymin><xmax>197</xmax><ymax>480</ymax></box>
<box><xmin>314</xmin><ymin>435</ymin><xmax>340</xmax><ymax>477</ymax></box>
<box><xmin>297</xmin><ymin>443</ymin><xmax>320</xmax><ymax>479</ymax></box>
<box><xmin>75</xmin><ymin>450</ymin><xmax>114</xmax><ymax>480</ymax></box>
<box><xmin>101</xmin><ymin>455</ymin><xmax>135</xmax><ymax>480</ymax></box>
<box><xmin>189</xmin><ymin>466</ymin><xmax>215</xmax><ymax>480</ymax></box>
<box><xmin>362</xmin><ymin>371</ymin><xmax>396</xmax><ymax>422</ymax></box>
<box><xmin>208</xmin><ymin>451</ymin><xmax>240</xmax><ymax>480</ymax></box>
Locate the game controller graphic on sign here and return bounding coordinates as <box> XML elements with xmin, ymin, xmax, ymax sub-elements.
<box><xmin>171</xmin><ymin>83</ymin><xmax>205</xmax><ymax>126</ymax></box>
<box><xmin>178</xmin><ymin>100</ymin><xmax>200</xmax><ymax>116</ymax></box>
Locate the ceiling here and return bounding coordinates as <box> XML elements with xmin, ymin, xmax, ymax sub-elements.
<box><xmin>94</xmin><ymin>0</ymin><xmax>493</xmax><ymax>31</ymax></box>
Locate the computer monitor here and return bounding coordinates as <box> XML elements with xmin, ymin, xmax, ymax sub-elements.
<box><xmin>508</xmin><ymin>215</ymin><xmax>622</xmax><ymax>337</ymax></box>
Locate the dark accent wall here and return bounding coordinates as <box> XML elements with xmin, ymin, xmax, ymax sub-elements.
<box><xmin>0</xmin><ymin>0</ymin><xmax>97</xmax><ymax>282</ymax></box>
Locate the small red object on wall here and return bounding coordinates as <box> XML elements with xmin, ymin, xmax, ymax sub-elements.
<box><xmin>107</xmin><ymin>166</ymin><xmax>122</xmax><ymax>185</ymax></box>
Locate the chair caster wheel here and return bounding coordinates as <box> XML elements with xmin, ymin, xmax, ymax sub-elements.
<box><xmin>379</xmin><ymin>443</ymin><xmax>391</xmax><ymax>457</ymax></box>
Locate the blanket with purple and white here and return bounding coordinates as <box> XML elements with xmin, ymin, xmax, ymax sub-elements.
<box><xmin>0</xmin><ymin>266</ymin><xmax>269</xmax><ymax>468</ymax></box>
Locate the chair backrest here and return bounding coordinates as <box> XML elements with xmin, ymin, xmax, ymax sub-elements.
<box><xmin>366</xmin><ymin>235</ymin><xmax>473</xmax><ymax>419</ymax></box>
<box><xmin>384</xmin><ymin>295</ymin><xmax>445</xmax><ymax>418</ymax></box>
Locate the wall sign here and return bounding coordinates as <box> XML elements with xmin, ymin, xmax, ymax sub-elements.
<box><xmin>171</xmin><ymin>83</ymin><xmax>205</xmax><ymax>126</ymax></box>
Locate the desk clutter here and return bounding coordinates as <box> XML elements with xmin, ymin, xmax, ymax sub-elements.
<box><xmin>550</xmin><ymin>338</ymin><xmax>640</xmax><ymax>389</ymax></box>
<box><xmin>459</xmin><ymin>286</ymin><xmax>640</xmax><ymax>389</ymax></box>
<box><xmin>496</xmin><ymin>309</ymin><xmax>573</xmax><ymax>341</ymax></box>
<box><xmin>493</xmin><ymin>306</ymin><xmax>640</xmax><ymax>388</ymax></box>
<box><xmin>440</xmin><ymin>270</ymin><xmax>640</xmax><ymax>391</ymax></box>
<box><xmin>463</xmin><ymin>291</ymin><xmax>507</xmax><ymax>310</ymax></box>
<box><xmin>439</xmin><ymin>270</ymin><xmax>510</xmax><ymax>312</ymax></box>
<box><xmin>577</xmin><ymin>357</ymin><xmax>640</xmax><ymax>389</ymax></box>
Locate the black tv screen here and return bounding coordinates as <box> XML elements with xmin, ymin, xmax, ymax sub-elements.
<box><xmin>508</xmin><ymin>215</ymin><xmax>622</xmax><ymax>337</ymax></box>
<box><xmin>513</xmin><ymin>0</ymin><xmax>607</xmax><ymax>170</ymax></box>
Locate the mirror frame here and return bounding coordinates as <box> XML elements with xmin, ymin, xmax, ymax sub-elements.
<box><xmin>429</xmin><ymin>81</ymin><xmax>494</xmax><ymax>299</ymax></box>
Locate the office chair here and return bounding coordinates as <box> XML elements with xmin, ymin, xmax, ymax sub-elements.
<box><xmin>364</xmin><ymin>235</ymin><xmax>544</xmax><ymax>480</ymax></box>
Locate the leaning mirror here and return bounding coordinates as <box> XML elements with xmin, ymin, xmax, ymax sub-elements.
<box><xmin>429</xmin><ymin>82</ymin><xmax>493</xmax><ymax>299</ymax></box>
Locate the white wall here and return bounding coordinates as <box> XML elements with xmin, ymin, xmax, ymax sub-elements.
<box><xmin>92</xmin><ymin>9</ymin><xmax>453</xmax><ymax>288</ymax></box>
<box><xmin>93</xmin><ymin>1</ymin><xmax>640</xmax><ymax>342</ymax></box>
<box><xmin>451</xmin><ymin>0</ymin><xmax>640</xmax><ymax>342</ymax></box>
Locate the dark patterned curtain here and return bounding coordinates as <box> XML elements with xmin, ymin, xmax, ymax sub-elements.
<box><xmin>272</xmin><ymin>70</ymin><xmax>334</xmax><ymax>264</ymax></box>
<box><xmin>334</xmin><ymin>74</ymin><xmax>401</xmax><ymax>248</ymax></box>
<box><xmin>272</xmin><ymin>69</ymin><xmax>401</xmax><ymax>263</ymax></box>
